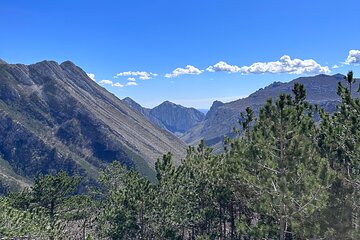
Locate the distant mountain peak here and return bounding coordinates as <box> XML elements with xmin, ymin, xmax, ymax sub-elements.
<box><xmin>332</xmin><ymin>73</ymin><xmax>345</xmax><ymax>79</ymax></box>
<box><xmin>161</xmin><ymin>100</ymin><xmax>177</xmax><ymax>106</ymax></box>
<box><xmin>156</xmin><ymin>101</ymin><xmax>192</xmax><ymax>111</ymax></box>
<box><xmin>211</xmin><ymin>100</ymin><xmax>224</xmax><ymax>109</ymax></box>
<box><xmin>35</xmin><ymin>60</ymin><xmax>59</xmax><ymax>66</ymax></box>
<box><xmin>123</xmin><ymin>98</ymin><xmax>205</xmax><ymax>135</ymax></box>
<box><xmin>61</xmin><ymin>60</ymin><xmax>75</xmax><ymax>65</ymax></box>
<box><xmin>150</xmin><ymin>102</ymin><xmax>205</xmax><ymax>134</ymax></box>
<box><xmin>0</xmin><ymin>58</ymin><xmax>7</xmax><ymax>64</ymax></box>
<box><xmin>123</xmin><ymin>97</ymin><xmax>135</xmax><ymax>102</ymax></box>
<box><xmin>122</xmin><ymin>97</ymin><xmax>146</xmax><ymax>110</ymax></box>
<box><xmin>60</xmin><ymin>60</ymin><xmax>77</xmax><ymax>67</ymax></box>
<box><xmin>203</xmin><ymin>100</ymin><xmax>225</xmax><ymax>120</ymax></box>
<box><xmin>268</xmin><ymin>81</ymin><xmax>283</xmax><ymax>87</ymax></box>
<box><xmin>315</xmin><ymin>73</ymin><xmax>330</xmax><ymax>77</ymax></box>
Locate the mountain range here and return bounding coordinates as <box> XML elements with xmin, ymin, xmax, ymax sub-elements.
<box><xmin>1</xmin><ymin>58</ymin><xmax>359</xmax><ymax>191</ymax></box>
<box><xmin>181</xmin><ymin>74</ymin><xmax>360</xmax><ymax>149</ymax></box>
<box><xmin>123</xmin><ymin>73</ymin><xmax>359</xmax><ymax>151</ymax></box>
<box><xmin>0</xmin><ymin>59</ymin><xmax>186</xmax><ymax>190</ymax></box>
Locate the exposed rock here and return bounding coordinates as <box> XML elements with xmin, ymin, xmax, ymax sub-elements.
<box><xmin>122</xmin><ymin>97</ymin><xmax>167</xmax><ymax>129</ymax></box>
<box><xmin>149</xmin><ymin>101</ymin><xmax>205</xmax><ymax>135</ymax></box>
<box><xmin>123</xmin><ymin>98</ymin><xmax>205</xmax><ymax>136</ymax></box>
<box><xmin>0</xmin><ymin>60</ymin><xmax>186</xmax><ymax>187</ymax></box>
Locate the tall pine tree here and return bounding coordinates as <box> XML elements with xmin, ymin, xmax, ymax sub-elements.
<box><xmin>230</xmin><ymin>83</ymin><xmax>334</xmax><ymax>239</ymax></box>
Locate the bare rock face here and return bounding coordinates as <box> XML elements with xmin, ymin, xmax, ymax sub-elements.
<box><xmin>149</xmin><ymin>101</ymin><xmax>205</xmax><ymax>135</ymax></box>
<box><xmin>0</xmin><ymin>60</ymin><xmax>186</xmax><ymax>188</ymax></box>
<box><xmin>122</xmin><ymin>97</ymin><xmax>167</xmax><ymax>130</ymax></box>
<box><xmin>182</xmin><ymin>74</ymin><xmax>360</xmax><ymax>148</ymax></box>
<box><xmin>123</xmin><ymin>98</ymin><xmax>205</xmax><ymax>137</ymax></box>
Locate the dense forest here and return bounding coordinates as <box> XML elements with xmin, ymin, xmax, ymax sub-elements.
<box><xmin>0</xmin><ymin>71</ymin><xmax>359</xmax><ymax>239</ymax></box>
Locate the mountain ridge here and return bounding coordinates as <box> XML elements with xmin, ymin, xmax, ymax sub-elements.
<box><xmin>0</xmin><ymin>59</ymin><xmax>186</xmax><ymax>189</ymax></box>
<box><xmin>181</xmin><ymin>73</ymin><xmax>360</xmax><ymax>147</ymax></box>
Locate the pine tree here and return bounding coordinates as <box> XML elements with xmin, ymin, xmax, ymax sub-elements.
<box><xmin>31</xmin><ymin>171</ymin><xmax>80</xmax><ymax>239</ymax></box>
<box><xmin>230</xmin><ymin>83</ymin><xmax>334</xmax><ymax>239</ymax></box>
<box><xmin>318</xmin><ymin>70</ymin><xmax>360</xmax><ymax>238</ymax></box>
<box><xmin>98</xmin><ymin>161</ymin><xmax>154</xmax><ymax>239</ymax></box>
<box><xmin>0</xmin><ymin>196</ymin><xmax>48</xmax><ymax>238</ymax></box>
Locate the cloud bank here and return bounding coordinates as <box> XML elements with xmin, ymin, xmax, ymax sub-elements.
<box><xmin>99</xmin><ymin>80</ymin><xmax>124</xmax><ymax>88</ymax></box>
<box><xmin>206</xmin><ymin>61</ymin><xmax>241</xmax><ymax>73</ymax></box>
<box><xmin>99</xmin><ymin>79</ymin><xmax>113</xmax><ymax>85</ymax></box>
<box><xmin>345</xmin><ymin>50</ymin><xmax>360</xmax><ymax>64</ymax></box>
<box><xmin>105</xmin><ymin>53</ymin><xmax>339</xmax><ymax>88</ymax></box>
<box><xmin>240</xmin><ymin>55</ymin><xmax>330</xmax><ymax>74</ymax></box>
<box><xmin>126</xmin><ymin>82</ymin><xmax>138</xmax><ymax>86</ymax></box>
<box><xmin>176</xmin><ymin>56</ymin><xmax>330</xmax><ymax>76</ymax></box>
<box><xmin>113</xmin><ymin>82</ymin><xmax>124</xmax><ymax>87</ymax></box>
<box><xmin>115</xmin><ymin>71</ymin><xmax>157</xmax><ymax>80</ymax></box>
<box><xmin>165</xmin><ymin>65</ymin><xmax>203</xmax><ymax>78</ymax></box>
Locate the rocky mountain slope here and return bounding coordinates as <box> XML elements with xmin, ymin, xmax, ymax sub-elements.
<box><xmin>181</xmin><ymin>74</ymin><xmax>360</xmax><ymax>148</ymax></box>
<box><xmin>122</xmin><ymin>97</ymin><xmax>167</xmax><ymax>130</ymax></box>
<box><xmin>0</xmin><ymin>60</ymin><xmax>186</xmax><ymax>189</ymax></box>
<box><xmin>123</xmin><ymin>98</ymin><xmax>205</xmax><ymax>136</ymax></box>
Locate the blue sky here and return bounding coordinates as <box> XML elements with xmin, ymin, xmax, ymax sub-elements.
<box><xmin>1</xmin><ymin>0</ymin><xmax>360</xmax><ymax>109</ymax></box>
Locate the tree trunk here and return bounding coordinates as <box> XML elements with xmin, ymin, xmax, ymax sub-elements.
<box><xmin>230</xmin><ymin>203</ymin><xmax>235</xmax><ymax>239</ymax></box>
<box><xmin>352</xmin><ymin>203</ymin><xmax>359</xmax><ymax>238</ymax></box>
<box><xmin>49</xmin><ymin>200</ymin><xmax>55</xmax><ymax>240</ymax></box>
<box><xmin>279</xmin><ymin>107</ymin><xmax>287</xmax><ymax>240</ymax></box>
<box><xmin>279</xmin><ymin>215</ymin><xmax>285</xmax><ymax>240</ymax></box>
<box><xmin>82</xmin><ymin>219</ymin><xmax>87</xmax><ymax>240</ymax></box>
<box><xmin>219</xmin><ymin>205</ymin><xmax>223</xmax><ymax>238</ymax></box>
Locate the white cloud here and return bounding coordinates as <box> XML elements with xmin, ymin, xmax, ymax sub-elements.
<box><xmin>206</xmin><ymin>61</ymin><xmax>240</xmax><ymax>73</ymax></box>
<box><xmin>87</xmin><ymin>73</ymin><xmax>96</xmax><ymax>81</ymax></box>
<box><xmin>127</xmin><ymin>77</ymin><xmax>136</xmax><ymax>82</ymax></box>
<box><xmin>332</xmin><ymin>64</ymin><xmax>340</xmax><ymax>69</ymax></box>
<box><xmin>239</xmin><ymin>55</ymin><xmax>330</xmax><ymax>75</ymax></box>
<box><xmin>99</xmin><ymin>79</ymin><xmax>113</xmax><ymax>85</ymax></box>
<box><xmin>165</xmin><ymin>65</ymin><xmax>203</xmax><ymax>78</ymax></box>
<box><xmin>115</xmin><ymin>71</ymin><xmax>157</xmax><ymax>80</ymax></box>
<box><xmin>99</xmin><ymin>80</ymin><xmax>124</xmax><ymax>87</ymax></box>
<box><xmin>126</xmin><ymin>82</ymin><xmax>138</xmax><ymax>86</ymax></box>
<box><xmin>113</xmin><ymin>82</ymin><xmax>124</xmax><ymax>87</ymax></box>
<box><xmin>345</xmin><ymin>50</ymin><xmax>360</xmax><ymax>64</ymax></box>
